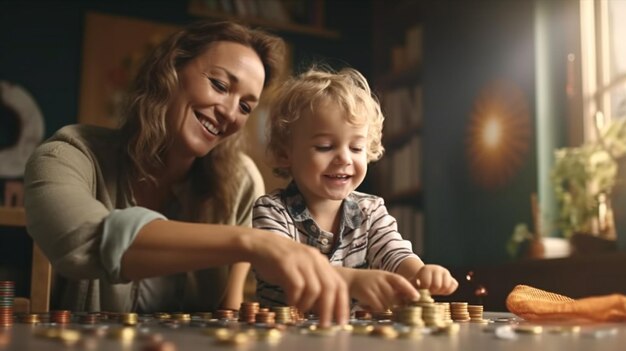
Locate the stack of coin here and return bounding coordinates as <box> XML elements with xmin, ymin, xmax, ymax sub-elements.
<box><xmin>50</xmin><ymin>310</ymin><xmax>71</xmax><ymax>324</ymax></box>
<box><xmin>417</xmin><ymin>289</ymin><xmax>435</xmax><ymax>303</ymax></box>
<box><xmin>19</xmin><ymin>313</ymin><xmax>40</xmax><ymax>324</ymax></box>
<box><xmin>239</xmin><ymin>302</ymin><xmax>260</xmax><ymax>324</ymax></box>
<box><xmin>436</xmin><ymin>302</ymin><xmax>453</xmax><ymax>323</ymax></box>
<box><xmin>255</xmin><ymin>310</ymin><xmax>276</xmax><ymax>325</ymax></box>
<box><xmin>405</xmin><ymin>288</ymin><xmax>442</xmax><ymax>327</ymax></box>
<box><xmin>0</xmin><ymin>281</ymin><xmax>14</xmax><ymax>327</ymax></box>
<box><xmin>372</xmin><ymin>309</ymin><xmax>393</xmax><ymax>321</ymax></box>
<box><xmin>407</xmin><ymin>289</ymin><xmax>435</xmax><ymax>309</ymax></box>
<box><xmin>120</xmin><ymin>312</ymin><xmax>139</xmax><ymax>326</ymax></box>
<box><xmin>215</xmin><ymin>310</ymin><xmax>235</xmax><ymax>321</ymax></box>
<box><xmin>290</xmin><ymin>307</ymin><xmax>304</xmax><ymax>323</ymax></box>
<box><xmin>270</xmin><ymin>306</ymin><xmax>292</xmax><ymax>324</ymax></box>
<box><xmin>450</xmin><ymin>302</ymin><xmax>470</xmax><ymax>322</ymax></box>
<box><xmin>468</xmin><ymin>305</ymin><xmax>487</xmax><ymax>323</ymax></box>
<box><xmin>80</xmin><ymin>312</ymin><xmax>100</xmax><ymax>325</ymax></box>
<box><xmin>392</xmin><ymin>306</ymin><xmax>424</xmax><ymax>327</ymax></box>
<box><xmin>421</xmin><ymin>303</ymin><xmax>446</xmax><ymax>328</ymax></box>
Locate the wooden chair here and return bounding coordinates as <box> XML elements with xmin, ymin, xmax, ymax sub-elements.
<box><xmin>0</xmin><ymin>206</ymin><xmax>51</xmax><ymax>313</ymax></box>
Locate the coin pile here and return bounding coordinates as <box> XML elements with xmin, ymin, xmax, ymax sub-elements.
<box><xmin>270</xmin><ymin>306</ymin><xmax>292</xmax><ymax>324</ymax></box>
<box><xmin>372</xmin><ymin>309</ymin><xmax>393</xmax><ymax>321</ymax></box>
<box><xmin>436</xmin><ymin>302</ymin><xmax>453</xmax><ymax>323</ymax></box>
<box><xmin>450</xmin><ymin>302</ymin><xmax>470</xmax><ymax>322</ymax></box>
<box><xmin>392</xmin><ymin>305</ymin><xmax>424</xmax><ymax>327</ymax></box>
<box><xmin>239</xmin><ymin>302</ymin><xmax>260</xmax><ymax>324</ymax></box>
<box><xmin>215</xmin><ymin>309</ymin><xmax>235</xmax><ymax>321</ymax></box>
<box><xmin>406</xmin><ymin>289</ymin><xmax>445</xmax><ymax>328</ymax></box>
<box><xmin>468</xmin><ymin>305</ymin><xmax>488</xmax><ymax>323</ymax></box>
<box><xmin>79</xmin><ymin>312</ymin><xmax>100</xmax><ymax>324</ymax></box>
<box><xmin>255</xmin><ymin>309</ymin><xmax>276</xmax><ymax>325</ymax></box>
<box><xmin>120</xmin><ymin>312</ymin><xmax>139</xmax><ymax>326</ymax></box>
<box><xmin>19</xmin><ymin>313</ymin><xmax>40</xmax><ymax>324</ymax></box>
<box><xmin>50</xmin><ymin>310</ymin><xmax>72</xmax><ymax>324</ymax></box>
<box><xmin>0</xmin><ymin>281</ymin><xmax>14</xmax><ymax>327</ymax></box>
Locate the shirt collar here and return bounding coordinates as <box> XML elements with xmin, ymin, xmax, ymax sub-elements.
<box><xmin>281</xmin><ymin>181</ymin><xmax>363</xmax><ymax>232</ymax></box>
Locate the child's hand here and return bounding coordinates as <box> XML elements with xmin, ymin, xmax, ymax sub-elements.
<box><xmin>413</xmin><ymin>264</ymin><xmax>458</xmax><ymax>295</ymax></box>
<box><xmin>336</xmin><ymin>268</ymin><xmax>419</xmax><ymax>311</ymax></box>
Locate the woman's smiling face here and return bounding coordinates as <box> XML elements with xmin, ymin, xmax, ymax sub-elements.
<box><xmin>166</xmin><ymin>41</ymin><xmax>265</xmax><ymax>158</ymax></box>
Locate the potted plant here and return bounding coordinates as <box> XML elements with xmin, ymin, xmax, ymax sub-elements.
<box><xmin>551</xmin><ymin>117</ymin><xmax>626</xmax><ymax>241</ymax></box>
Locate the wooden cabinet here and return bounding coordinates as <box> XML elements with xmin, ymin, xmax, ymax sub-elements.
<box><xmin>369</xmin><ymin>0</ymin><xmax>424</xmax><ymax>254</ymax></box>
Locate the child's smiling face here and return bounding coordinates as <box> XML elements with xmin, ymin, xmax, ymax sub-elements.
<box><xmin>283</xmin><ymin>99</ymin><xmax>369</xmax><ymax>205</ymax></box>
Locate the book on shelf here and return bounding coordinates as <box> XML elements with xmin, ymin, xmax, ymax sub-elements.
<box><xmin>389</xmin><ymin>24</ymin><xmax>423</xmax><ymax>73</ymax></box>
<box><xmin>389</xmin><ymin>135</ymin><xmax>421</xmax><ymax>195</ymax></box>
<box><xmin>381</xmin><ymin>84</ymin><xmax>422</xmax><ymax>137</ymax></box>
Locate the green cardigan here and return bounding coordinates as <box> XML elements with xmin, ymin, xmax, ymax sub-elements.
<box><xmin>24</xmin><ymin>124</ymin><xmax>264</xmax><ymax>312</ymax></box>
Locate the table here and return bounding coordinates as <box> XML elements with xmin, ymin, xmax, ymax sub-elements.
<box><xmin>0</xmin><ymin>312</ymin><xmax>624</xmax><ymax>351</ymax></box>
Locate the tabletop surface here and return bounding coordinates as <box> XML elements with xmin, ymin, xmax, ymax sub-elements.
<box><xmin>0</xmin><ymin>312</ymin><xmax>624</xmax><ymax>351</ymax></box>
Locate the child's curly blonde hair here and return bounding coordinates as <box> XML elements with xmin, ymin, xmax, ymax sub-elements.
<box><xmin>267</xmin><ymin>66</ymin><xmax>385</xmax><ymax>178</ymax></box>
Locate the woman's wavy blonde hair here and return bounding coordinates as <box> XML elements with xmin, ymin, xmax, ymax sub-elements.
<box><xmin>267</xmin><ymin>66</ymin><xmax>385</xmax><ymax>178</ymax></box>
<box><xmin>120</xmin><ymin>21</ymin><xmax>285</xmax><ymax>219</ymax></box>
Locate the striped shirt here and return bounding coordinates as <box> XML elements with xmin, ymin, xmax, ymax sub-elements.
<box><xmin>253</xmin><ymin>181</ymin><xmax>419</xmax><ymax>307</ymax></box>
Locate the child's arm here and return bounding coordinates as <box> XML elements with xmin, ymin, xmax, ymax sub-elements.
<box><xmin>395</xmin><ymin>257</ymin><xmax>458</xmax><ymax>296</ymax></box>
<box><xmin>220</xmin><ymin>262</ymin><xmax>250</xmax><ymax>310</ymax></box>
<box><xmin>334</xmin><ymin>266</ymin><xmax>419</xmax><ymax>310</ymax></box>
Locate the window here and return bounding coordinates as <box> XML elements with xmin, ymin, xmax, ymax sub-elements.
<box><xmin>580</xmin><ymin>0</ymin><xmax>626</xmax><ymax>139</ymax></box>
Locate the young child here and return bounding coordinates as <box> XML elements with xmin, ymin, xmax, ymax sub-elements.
<box><xmin>253</xmin><ymin>67</ymin><xmax>458</xmax><ymax>310</ymax></box>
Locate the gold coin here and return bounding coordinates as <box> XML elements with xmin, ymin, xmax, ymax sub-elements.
<box><xmin>515</xmin><ymin>325</ymin><xmax>543</xmax><ymax>334</ymax></box>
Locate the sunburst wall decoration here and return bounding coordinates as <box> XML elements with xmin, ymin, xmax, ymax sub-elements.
<box><xmin>466</xmin><ymin>80</ymin><xmax>531</xmax><ymax>190</ymax></box>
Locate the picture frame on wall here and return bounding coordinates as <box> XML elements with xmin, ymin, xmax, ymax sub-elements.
<box><xmin>78</xmin><ymin>12</ymin><xmax>179</xmax><ymax>128</ymax></box>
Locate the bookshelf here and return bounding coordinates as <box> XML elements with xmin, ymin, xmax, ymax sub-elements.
<box><xmin>188</xmin><ymin>0</ymin><xmax>339</xmax><ymax>39</ymax></box>
<box><xmin>370</xmin><ymin>0</ymin><xmax>424</xmax><ymax>254</ymax></box>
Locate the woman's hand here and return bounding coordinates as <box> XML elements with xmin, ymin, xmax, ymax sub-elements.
<box><xmin>336</xmin><ymin>267</ymin><xmax>419</xmax><ymax>311</ymax></box>
<box><xmin>247</xmin><ymin>231</ymin><xmax>349</xmax><ymax>327</ymax></box>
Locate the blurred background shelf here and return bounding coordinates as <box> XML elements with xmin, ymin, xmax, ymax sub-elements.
<box><xmin>0</xmin><ymin>207</ymin><xmax>26</xmax><ymax>227</ymax></box>
<box><xmin>188</xmin><ymin>0</ymin><xmax>340</xmax><ymax>39</ymax></box>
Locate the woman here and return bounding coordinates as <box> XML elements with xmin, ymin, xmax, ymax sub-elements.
<box><xmin>24</xmin><ymin>21</ymin><xmax>348</xmax><ymax>326</ymax></box>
